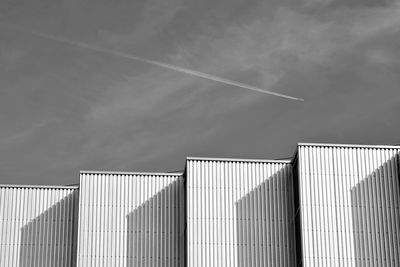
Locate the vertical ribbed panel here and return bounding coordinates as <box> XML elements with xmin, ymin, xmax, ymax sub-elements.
<box><xmin>76</xmin><ymin>171</ymin><xmax>185</xmax><ymax>267</ymax></box>
<box><xmin>295</xmin><ymin>144</ymin><xmax>400</xmax><ymax>267</ymax></box>
<box><xmin>187</xmin><ymin>158</ymin><xmax>296</xmax><ymax>267</ymax></box>
<box><xmin>0</xmin><ymin>185</ymin><xmax>79</xmax><ymax>267</ymax></box>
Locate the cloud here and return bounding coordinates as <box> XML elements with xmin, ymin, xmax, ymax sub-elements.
<box><xmin>0</xmin><ymin>120</ymin><xmax>53</xmax><ymax>146</ymax></box>
<box><xmin>84</xmin><ymin>0</ymin><xmax>400</xmax><ymax>157</ymax></box>
<box><xmin>97</xmin><ymin>0</ymin><xmax>184</xmax><ymax>50</ymax></box>
<box><xmin>303</xmin><ymin>0</ymin><xmax>335</xmax><ymax>8</ymax></box>
<box><xmin>1</xmin><ymin>0</ymin><xmax>400</xmax><ymax>184</ymax></box>
<box><xmin>0</xmin><ymin>46</ymin><xmax>26</xmax><ymax>70</ymax></box>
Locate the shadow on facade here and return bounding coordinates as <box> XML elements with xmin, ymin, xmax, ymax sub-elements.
<box><xmin>19</xmin><ymin>191</ymin><xmax>79</xmax><ymax>267</ymax></box>
<box><xmin>350</xmin><ymin>154</ymin><xmax>400</xmax><ymax>266</ymax></box>
<box><xmin>235</xmin><ymin>165</ymin><xmax>296</xmax><ymax>267</ymax></box>
<box><xmin>126</xmin><ymin>178</ymin><xmax>185</xmax><ymax>267</ymax></box>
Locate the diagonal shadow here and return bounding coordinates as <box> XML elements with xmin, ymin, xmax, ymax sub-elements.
<box><xmin>126</xmin><ymin>178</ymin><xmax>185</xmax><ymax>267</ymax></box>
<box><xmin>19</xmin><ymin>190</ymin><xmax>79</xmax><ymax>267</ymax></box>
<box><xmin>292</xmin><ymin>158</ymin><xmax>303</xmax><ymax>267</ymax></box>
<box><xmin>235</xmin><ymin>165</ymin><xmax>296</xmax><ymax>267</ymax></box>
<box><xmin>350</xmin><ymin>153</ymin><xmax>400</xmax><ymax>267</ymax></box>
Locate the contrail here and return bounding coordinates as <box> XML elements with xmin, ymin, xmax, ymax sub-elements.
<box><xmin>0</xmin><ymin>23</ymin><xmax>304</xmax><ymax>101</ymax></box>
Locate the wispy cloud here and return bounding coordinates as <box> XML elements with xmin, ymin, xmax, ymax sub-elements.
<box><xmin>0</xmin><ymin>120</ymin><xmax>54</xmax><ymax>146</ymax></box>
<box><xmin>0</xmin><ymin>22</ymin><xmax>303</xmax><ymax>101</ymax></box>
<box><xmin>97</xmin><ymin>0</ymin><xmax>184</xmax><ymax>49</ymax></box>
<box><xmin>303</xmin><ymin>0</ymin><xmax>335</xmax><ymax>8</ymax></box>
<box><xmin>0</xmin><ymin>0</ymin><xmax>400</xmax><ymax>184</ymax></box>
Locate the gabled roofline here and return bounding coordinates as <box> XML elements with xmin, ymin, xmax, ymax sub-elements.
<box><xmin>80</xmin><ymin>170</ymin><xmax>182</xmax><ymax>176</ymax></box>
<box><xmin>298</xmin><ymin>142</ymin><xmax>400</xmax><ymax>149</ymax></box>
<box><xmin>186</xmin><ymin>156</ymin><xmax>291</xmax><ymax>164</ymax></box>
<box><xmin>0</xmin><ymin>184</ymin><xmax>79</xmax><ymax>190</ymax></box>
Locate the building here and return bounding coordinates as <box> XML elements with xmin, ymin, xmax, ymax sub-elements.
<box><xmin>76</xmin><ymin>171</ymin><xmax>185</xmax><ymax>267</ymax></box>
<box><xmin>1</xmin><ymin>143</ymin><xmax>399</xmax><ymax>266</ymax></box>
<box><xmin>186</xmin><ymin>157</ymin><xmax>296</xmax><ymax>267</ymax></box>
<box><xmin>293</xmin><ymin>143</ymin><xmax>400</xmax><ymax>267</ymax></box>
<box><xmin>0</xmin><ymin>185</ymin><xmax>79</xmax><ymax>267</ymax></box>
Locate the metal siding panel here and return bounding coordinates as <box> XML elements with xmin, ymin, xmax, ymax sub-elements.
<box><xmin>187</xmin><ymin>158</ymin><xmax>296</xmax><ymax>267</ymax></box>
<box><xmin>297</xmin><ymin>144</ymin><xmax>400</xmax><ymax>267</ymax></box>
<box><xmin>0</xmin><ymin>185</ymin><xmax>78</xmax><ymax>267</ymax></box>
<box><xmin>76</xmin><ymin>172</ymin><xmax>185</xmax><ymax>267</ymax></box>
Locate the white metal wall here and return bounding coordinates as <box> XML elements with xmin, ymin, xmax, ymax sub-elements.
<box><xmin>296</xmin><ymin>144</ymin><xmax>400</xmax><ymax>267</ymax></box>
<box><xmin>187</xmin><ymin>157</ymin><xmax>296</xmax><ymax>267</ymax></box>
<box><xmin>77</xmin><ymin>171</ymin><xmax>185</xmax><ymax>267</ymax></box>
<box><xmin>0</xmin><ymin>185</ymin><xmax>79</xmax><ymax>267</ymax></box>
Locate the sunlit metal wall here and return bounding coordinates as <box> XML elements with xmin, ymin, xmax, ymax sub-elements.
<box><xmin>186</xmin><ymin>157</ymin><xmax>296</xmax><ymax>267</ymax></box>
<box><xmin>0</xmin><ymin>185</ymin><xmax>79</xmax><ymax>267</ymax></box>
<box><xmin>294</xmin><ymin>143</ymin><xmax>400</xmax><ymax>267</ymax></box>
<box><xmin>77</xmin><ymin>171</ymin><xmax>185</xmax><ymax>267</ymax></box>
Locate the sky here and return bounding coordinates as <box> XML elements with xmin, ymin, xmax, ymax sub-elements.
<box><xmin>0</xmin><ymin>0</ymin><xmax>400</xmax><ymax>185</ymax></box>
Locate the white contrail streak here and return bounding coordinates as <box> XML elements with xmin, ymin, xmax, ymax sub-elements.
<box><xmin>0</xmin><ymin>23</ymin><xmax>304</xmax><ymax>101</ymax></box>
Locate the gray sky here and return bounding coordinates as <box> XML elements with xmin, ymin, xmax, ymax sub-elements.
<box><xmin>1</xmin><ymin>0</ymin><xmax>399</xmax><ymax>185</ymax></box>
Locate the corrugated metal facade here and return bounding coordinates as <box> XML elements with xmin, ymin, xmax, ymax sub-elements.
<box><xmin>186</xmin><ymin>157</ymin><xmax>296</xmax><ymax>267</ymax></box>
<box><xmin>76</xmin><ymin>171</ymin><xmax>185</xmax><ymax>267</ymax></box>
<box><xmin>294</xmin><ymin>144</ymin><xmax>400</xmax><ymax>267</ymax></box>
<box><xmin>1</xmin><ymin>142</ymin><xmax>399</xmax><ymax>266</ymax></box>
<box><xmin>0</xmin><ymin>185</ymin><xmax>79</xmax><ymax>267</ymax></box>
